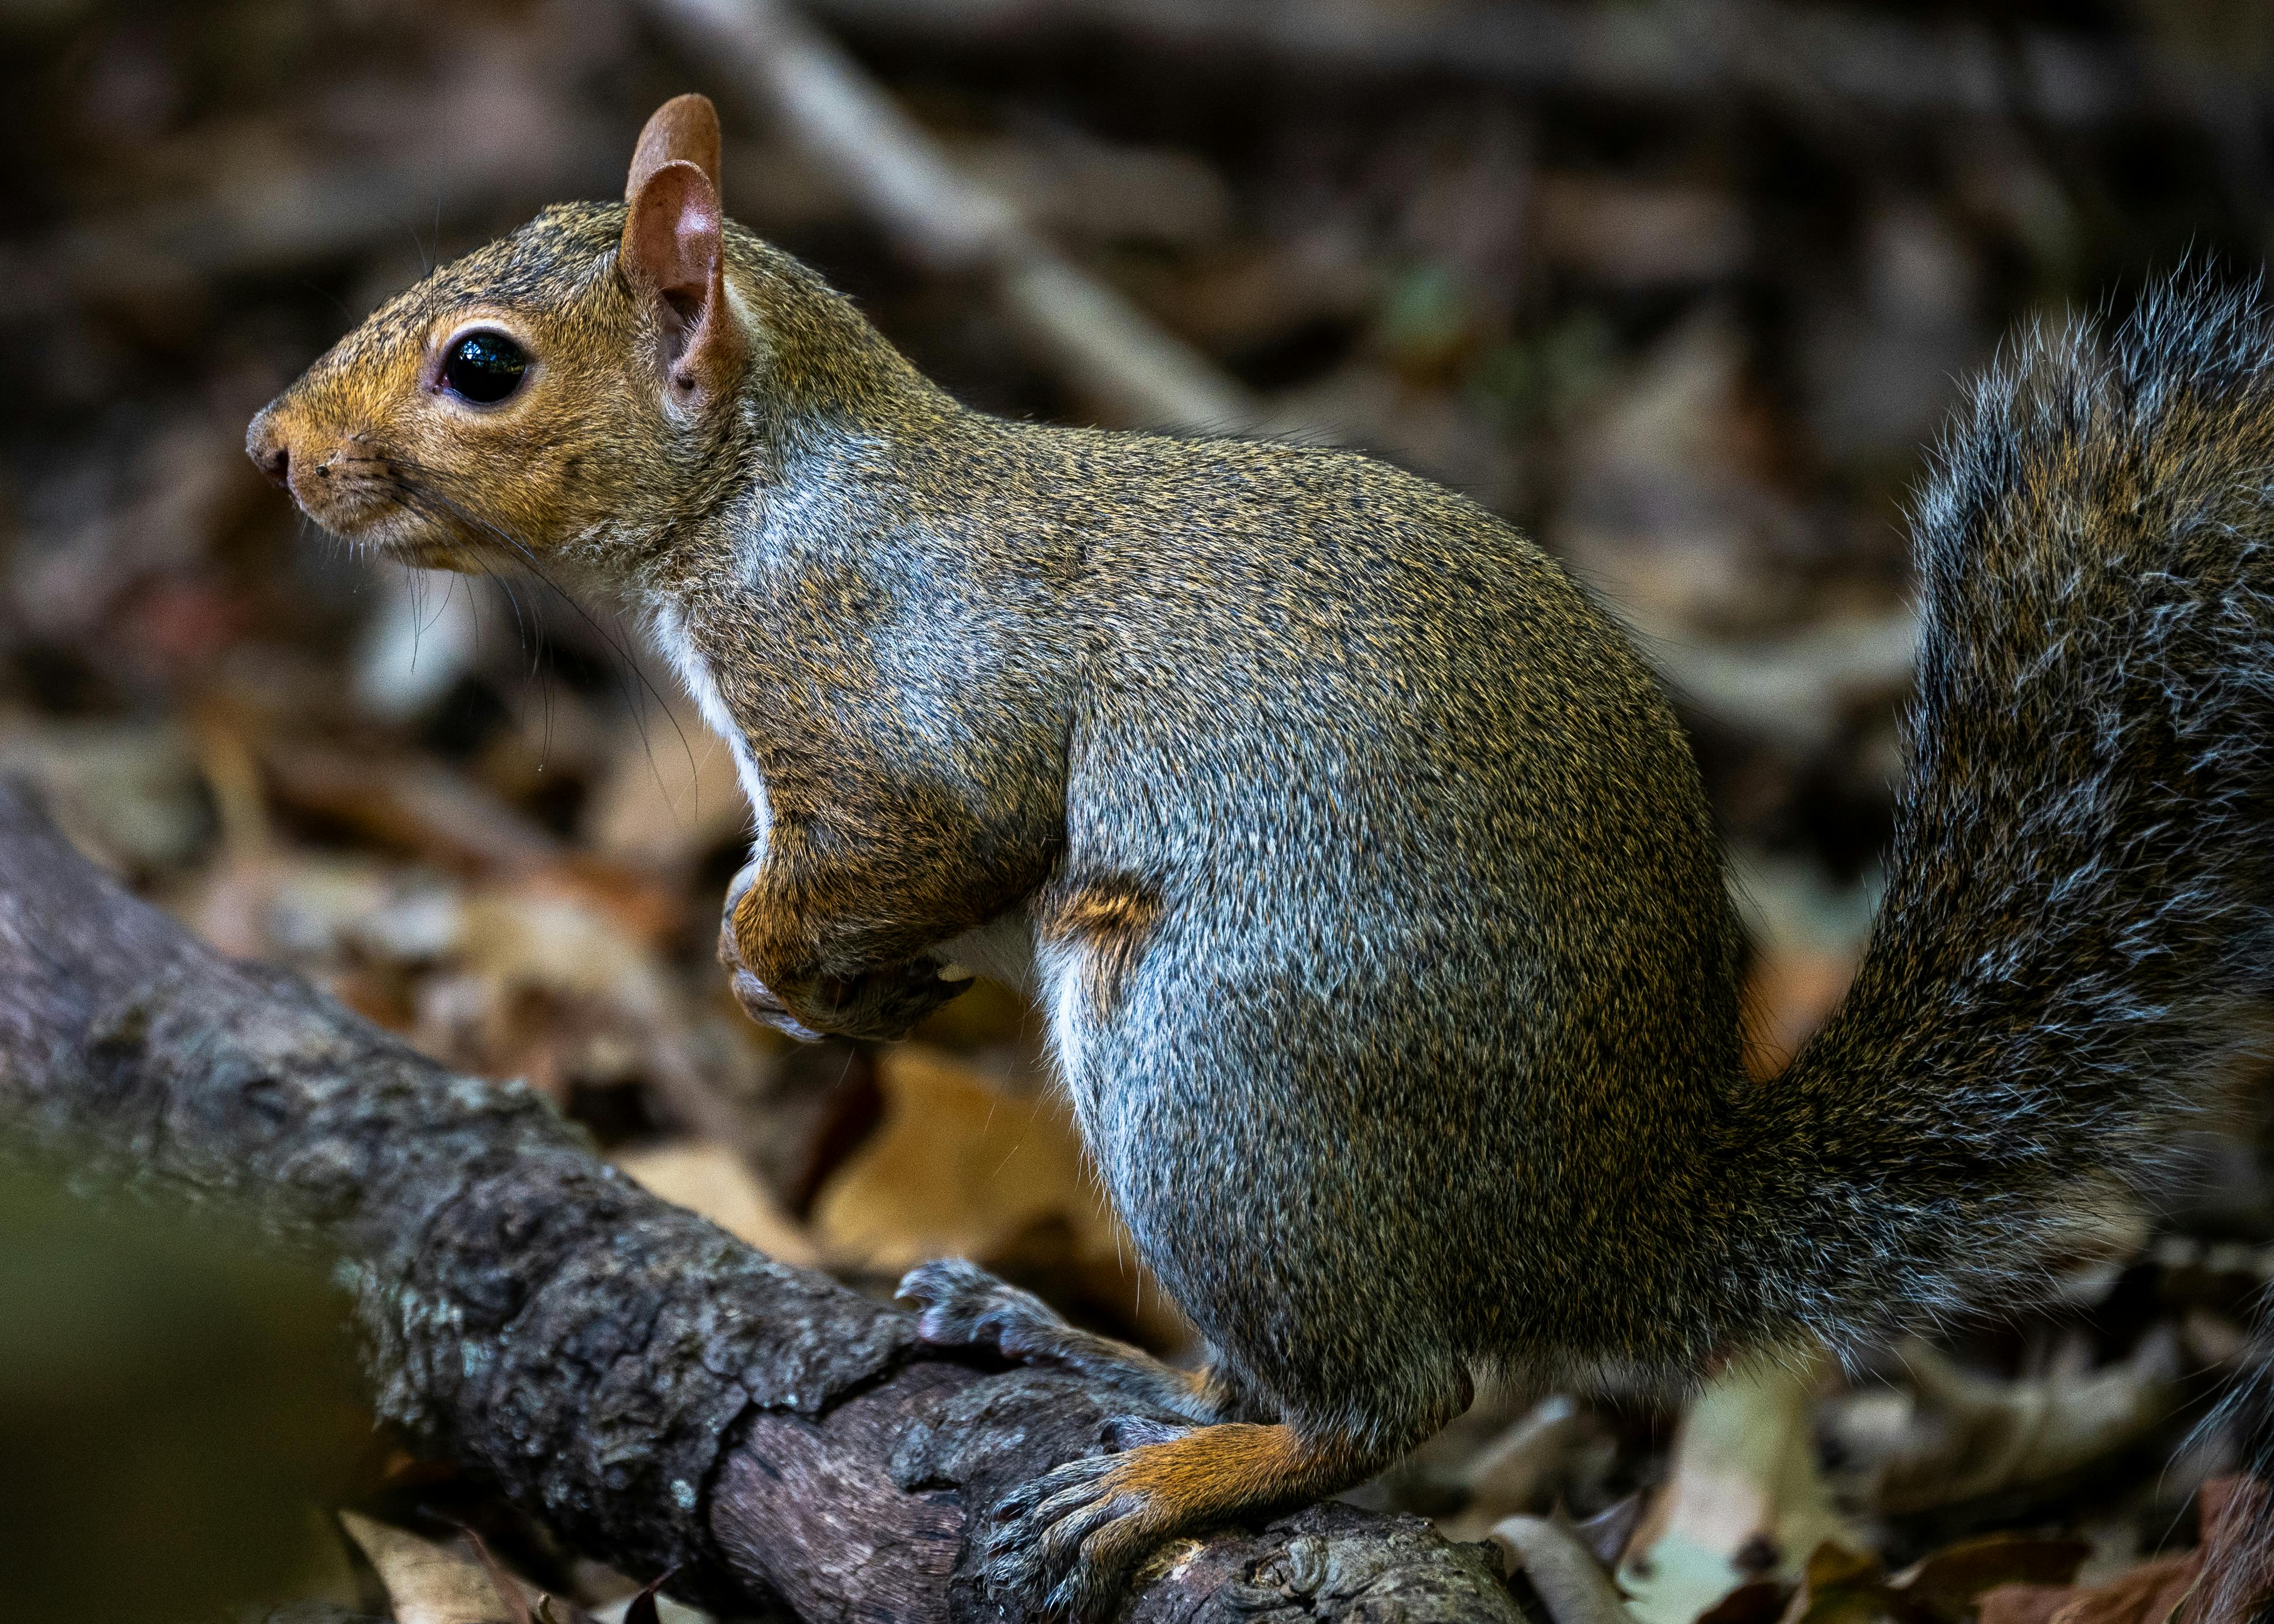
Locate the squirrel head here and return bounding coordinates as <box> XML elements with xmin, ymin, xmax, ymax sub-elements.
<box><xmin>246</xmin><ymin>95</ymin><xmax>800</xmax><ymax>580</ymax></box>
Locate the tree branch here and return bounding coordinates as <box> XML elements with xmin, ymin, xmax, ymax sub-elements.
<box><xmin>0</xmin><ymin>780</ymin><xmax>1518</xmax><ymax>1624</ymax></box>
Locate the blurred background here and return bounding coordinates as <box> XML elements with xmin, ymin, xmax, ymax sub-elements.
<box><xmin>5</xmin><ymin>0</ymin><xmax>2274</xmax><ymax>1619</ymax></box>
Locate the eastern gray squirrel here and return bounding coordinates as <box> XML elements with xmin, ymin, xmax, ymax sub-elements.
<box><xmin>247</xmin><ymin>94</ymin><xmax>2274</xmax><ymax>1621</ymax></box>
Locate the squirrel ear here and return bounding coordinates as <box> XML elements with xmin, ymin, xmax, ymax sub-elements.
<box><xmin>626</xmin><ymin>93</ymin><xmax>721</xmax><ymax>202</ymax></box>
<box><xmin>622</xmin><ymin>157</ymin><xmax>745</xmax><ymax>401</ymax></box>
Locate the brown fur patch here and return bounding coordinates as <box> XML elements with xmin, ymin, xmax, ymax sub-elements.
<box><xmin>1041</xmin><ymin>878</ymin><xmax>1164</xmax><ymax>1016</ymax></box>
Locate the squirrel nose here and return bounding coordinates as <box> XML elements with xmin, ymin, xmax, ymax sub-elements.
<box><xmin>245</xmin><ymin>408</ymin><xmax>291</xmax><ymax>488</ymax></box>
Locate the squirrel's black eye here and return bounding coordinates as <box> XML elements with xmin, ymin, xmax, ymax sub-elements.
<box><xmin>440</xmin><ymin>331</ymin><xmax>529</xmax><ymax>405</ymax></box>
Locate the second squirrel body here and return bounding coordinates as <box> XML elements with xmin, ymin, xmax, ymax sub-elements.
<box><xmin>249</xmin><ymin>96</ymin><xmax>2274</xmax><ymax>1619</ymax></box>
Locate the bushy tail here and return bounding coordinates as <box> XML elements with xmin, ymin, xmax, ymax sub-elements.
<box><xmin>1725</xmin><ymin>278</ymin><xmax>2274</xmax><ymax>1577</ymax></box>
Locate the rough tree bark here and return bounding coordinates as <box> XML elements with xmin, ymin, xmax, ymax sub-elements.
<box><xmin>0</xmin><ymin>781</ymin><xmax>1519</xmax><ymax>1624</ymax></box>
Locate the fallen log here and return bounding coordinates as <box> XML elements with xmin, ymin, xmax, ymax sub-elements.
<box><xmin>0</xmin><ymin>780</ymin><xmax>1518</xmax><ymax>1624</ymax></box>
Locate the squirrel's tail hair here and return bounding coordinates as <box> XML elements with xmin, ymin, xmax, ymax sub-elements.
<box><xmin>2196</xmin><ymin>1329</ymin><xmax>2274</xmax><ymax>1622</ymax></box>
<box><xmin>1747</xmin><ymin>270</ymin><xmax>2274</xmax><ymax>1344</ymax></box>
<box><xmin>1749</xmin><ymin>270</ymin><xmax>2274</xmax><ymax>1613</ymax></box>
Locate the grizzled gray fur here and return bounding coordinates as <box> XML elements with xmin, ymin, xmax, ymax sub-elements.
<box><xmin>248</xmin><ymin>94</ymin><xmax>2274</xmax><ymax>1620</ymax></box>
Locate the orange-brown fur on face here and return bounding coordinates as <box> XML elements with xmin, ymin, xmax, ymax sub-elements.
<box><xmin>246</xmin><ymin>206</ymin><xmax>674</xmax><ymax>574</ymax></box>
<box><xmin>243</xmin><ymin>186</ymin><xmax>931</xmax><ymax>590</ymax></box>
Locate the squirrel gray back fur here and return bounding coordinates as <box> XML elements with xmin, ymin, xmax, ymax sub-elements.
<box><xmin>1005</xmin><ymin>276</ymin><xmax>2274</xmax><ymax>1421</ymax></box>
<box><xmin>643</xmin><ymin>214</ymin><xmax>1754</xmax><ymax>1419</ymax></box>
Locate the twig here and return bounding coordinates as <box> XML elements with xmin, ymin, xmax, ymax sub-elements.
<box><xmin>1639</xmin><ymin>609</ymin><xmax>1921</xmax><ymax>752</ymax></box>
<box><xmin>796</xmin><ymin>0</ymin><xmax>2227</xmax><ymax>133</ymax></box>
<box><xmin>639</xmin><ymin>0</ymin><xmax>1261</xmax><ymax>431</ymax></box>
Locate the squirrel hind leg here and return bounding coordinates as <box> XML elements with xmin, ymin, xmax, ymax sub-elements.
<box><xmin>983</xmin><ymin>1403</ymin><xmax>1451</xmax><ymax>1620</ymax></box>
<box><xmin>899</xmin><ymin>1257</ymin><xmax>1231</xmax><ymax>1423</ymax></box>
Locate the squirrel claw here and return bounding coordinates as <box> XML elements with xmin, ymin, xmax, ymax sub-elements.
<box><xmin>981</xmin><ymin>1441</ymin><xmax>1189</xmax><ymax>1621</ymax></box>
<box><xmin>724</xmin><ymin>966</ymin><xmax>825</xmax><ymax>1042</ymax></box>
<box><xmin>905</xmin><ymin>1262</ymin><xmax>1231</xmax><ymax>1620</ymax></box>
<box><xmin>899</xmin><ymin>1258</ymin><xmax>1228</xmax><ymax>1423</ymax></box>
<box><xmin>719</xmin><ymin>855</ymin><xmax>961</xmax><ymax>1040</ymax></box>
<box><xmin>977</xmin><ymin>1446</ymin><xmax>1155</xmax><ymax>1610</ymax></box>
<box><xmin>717</xmin><ymin>887</ymin><xmax>824</xmax><ymax>1040</ymax></box>
<box><xmin>719</xmin><ymin>889</ymin><xmax>960</xmax><ymax>1040</ymax></box>
<box><xmin>898</xmin><ymin>1258</ymin><xmax>1071</xmax><ymax>1358</ymax></box>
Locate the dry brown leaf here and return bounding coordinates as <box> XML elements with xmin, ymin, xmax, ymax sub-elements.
<box><xmin>415</xmin><ymin>879</ymin><xmax>684</xmax><ymax>1094</ymax></box>
<box><xmin>1895</xmin><ymin>1533</ymin><xmax>2092</xmax><ymax>1618</ymax></box>
<box><xmin>1689</xmin><ymin>1532</ymin><xmax>2093</xmax><ymax>1624</ymax></box>
<box><xmin>1979</xmin><ymin>1555</ymin><xmax>2194</xmax><ymax>1624</ymax></box>
<box><xmin>455</xmin><ymin>883</ymin><xmax>671</xmax><ymax>1016</ymax></box>
<box><xmin>612</xmin><ymin>1140</ymin><xmax>820</xmax><ymax>1267</ymax></box>
<box><xmin>582</xmin><ymin>700</ymin><xmax>760</xmax><ymax>872</ymax></box>
<box><xmin>810</xmin><ymin>1045</ymin><xmax>1185</xmax><ymax>1345</ymax></box>
<box><xmin>811</xmin><ymin>1046</ymin><xmax>1101</xmax><ymax>1270</ymax></box>
<box><xmin>1490</xmin><ymin>1513</ymin><xmax>1635</xmax><ymax>1624</ymax></box>
<box><xmin>1974</xmin><ymin>1478</ymin><xmax>2274</xmax><ymax>1624</ymax></box>
<box><xmin>1434</xmin><ymin>1394</ymin><xmax>1600</xmax><ymax>1541</ymax></box>
<box><xmin>339</xmin><ymin>1510</ymin><xmax>525</xmax><ymax>1624</ymax></box>
<box><xmin>1825</xmin><ymin>1333</ymin><xmax>2185</xmax><ymax>1515</ymax></box>
<box><xmin>1696</xmin><ymin>1578</ymin><xmax>1787</xmax><ymax>1624</ymax></box>
<box><xmin>1978</xmin><ymin>1584</ymin><xmax>2081</xmax><ymax>1624</ymax></box>
<box><xmin>459</xmin><ymin>1525</ymin><xmax>543</xmax><ymax>1624</ymax></box>
<box><xmin>1778</xmin><ymin>1542</ymin><xmax>1894</xmax><ymax>1624</ymax></box>
<box><xmin>1621</xmin><ymin>1345</ymin><xmax>1863</xmax><ymax>1624</ymax></box>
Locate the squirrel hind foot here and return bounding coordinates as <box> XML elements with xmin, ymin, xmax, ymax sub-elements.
<box><xmin>981</xmin><ymin>1418</ymin><xmax>1391</xmax><ymax>1619</ymax></box>
<box><xmin>898</xmin><ymin>1258</ymin><xmax>1225</xmax><ymax>1422</ymax></box>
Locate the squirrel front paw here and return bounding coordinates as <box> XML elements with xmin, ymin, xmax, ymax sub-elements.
<box><xmin>802</xmin><ymin>959</ymin><xmax>967</xmax><ymax>1040</ymax></box>
<box><xmin>899</xmin><ymin>1258</ymin><xmax>1079</xmax><ymax>1360</ymax></box>
<box><xmin>718</xmin><ymin>865</ymin><xmax>966</xmax><ymax>1041</ymax></box>
<box><xmin>716</xmin><ymin>871</ymin><xmax>826</xmax><ymax>1040</ymax></box>
<box><xmin>899</xmin><ymin>1259</ymin><xmax>1227</xmax><ymax>1422</ymax></box>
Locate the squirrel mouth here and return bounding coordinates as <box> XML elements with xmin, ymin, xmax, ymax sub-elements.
<box><xmin>297</xmin><ymin>501</ymin><xmax>483</xmax><ymax>574</ymax></box>
<box><xmin>365</xmin><ymin>524</ymin><xmax>492</xmax><ymax>573</ymax></box>
<box><xmin>289</xmin><ymin>476</ymin><xmax>492</xmax><ymax>573</ymax></box>
<box><xmin>378</xmin><ymin>534</ymin><xmax>488</xmax><ymax>572</ymax></box>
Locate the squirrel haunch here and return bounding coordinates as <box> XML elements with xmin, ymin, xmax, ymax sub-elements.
<box><xmin>252</xmin><ymin>94</ymin><xmax>2274</xmax><ymax>1620</ymax></box>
